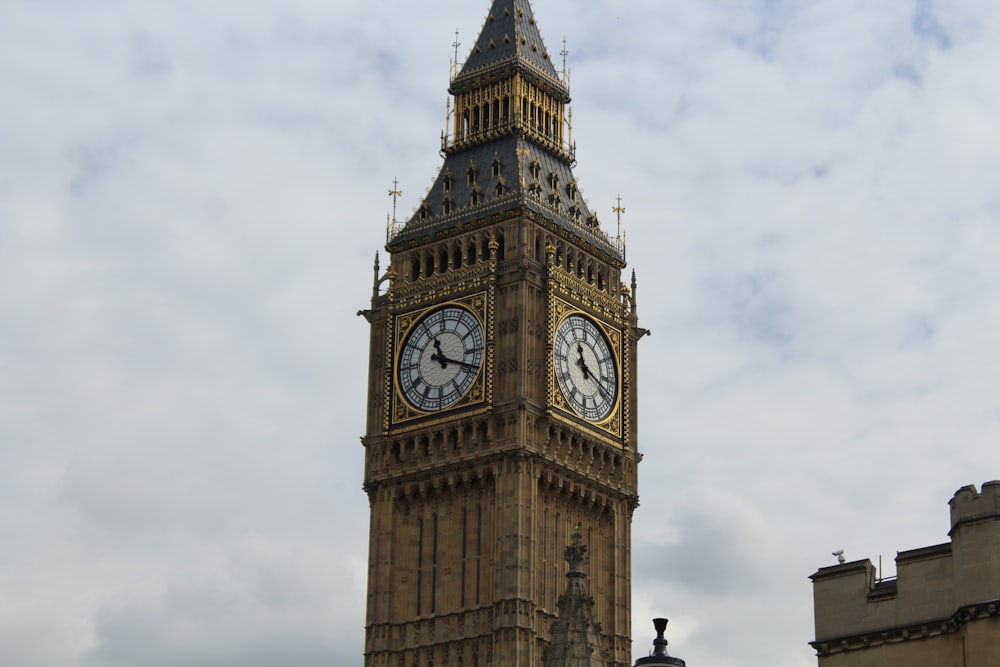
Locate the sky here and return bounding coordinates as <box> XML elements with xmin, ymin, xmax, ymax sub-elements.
<box><xmin>2</xmin><ymin>0</ymin><xmax>999</xmax><ymax>666</ymax></box>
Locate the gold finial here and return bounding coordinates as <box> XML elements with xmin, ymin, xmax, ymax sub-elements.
<box><xmin>444</xmin><ymin>96</ymin><xmax>452</xmax><ymax>147</ymax></box>
<box><xmin>613</xmin><ymin>194</ymin><xmax>626</xmax><ymax>241</ymax></box>
<box><xmin>631</xmin><ymin>269</ymin><xmax>638</xmax><ymax>315</ymax></box>
<box><xmin>516</xmin><ymin>146</ymin><xmax>531</xmax><ymax>191</ymax></box>
<box><xmin>567</xmin><ymin>107</ymin><xmax>574</xmax><ymax>156</ymax></box>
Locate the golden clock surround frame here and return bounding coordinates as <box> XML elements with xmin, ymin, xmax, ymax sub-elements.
<box><xmin>388</xmin><ymin>292</ymin><xmax>493</xmax><ymax>428</ymax></box>
<box><xmin>547</xmin><ymin>298</ymin><xmax>624</xmax><ymax>439</ymax></box>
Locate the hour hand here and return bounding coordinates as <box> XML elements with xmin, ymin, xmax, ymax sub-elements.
<box><xmin>431</xmin><ymin>339</ymin><xmax>448</xmax><ymax>368</ymax></box>
<box><xmin>576</xmin><ymin>344</ymin><xmax>592</xmax><ymax>380</ymax></box>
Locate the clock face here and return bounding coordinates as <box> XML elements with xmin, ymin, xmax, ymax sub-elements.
<box><xmin>554</xmin><ymin>314</ymin><xmax>618</xmax><ymax>422</ymax></box>
<box><xmin>398</xmin><ymin>305</ymin><xmax>485</xmax><ymax>412</ymax></box>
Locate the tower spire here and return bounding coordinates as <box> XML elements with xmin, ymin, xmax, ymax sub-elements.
<box><xmin>454</xmin><ymin>0</ymin><xmax>565</xmax><ymax>94</ymax></box>
<box><xmin>543</xmin><ymin>526</ymin><xmax>609</xmax><ymax>667</ymax></box>
<box><xmin>389</xmin><ymin>0</ymin><xmax>623</xmax><ymax>266</ymax></box>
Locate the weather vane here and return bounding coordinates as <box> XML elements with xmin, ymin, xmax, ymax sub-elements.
<box><xmin>613</xmin><ymin>194</ymin><xmax>626</xmax><ymax>240</ymax></box>
<box><xmin>452</xmin><ymin>30</ymin><xmax>461</xmax><ymax>78</ymax></box>
<box><xmin>561</xmin><ymin>38</ymin><xmax>569</xmax><ymax>79</ymax></box>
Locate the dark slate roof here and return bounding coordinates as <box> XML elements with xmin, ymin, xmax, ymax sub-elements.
<box><xmin>391</xmin><ymin>136</ymin><xmax>620</xmax><ymax>259</ymax></box>
<box><xmin>453</xmin><ymin>0</ymin><xmax>565</xmax><ymax>98</ymax></box>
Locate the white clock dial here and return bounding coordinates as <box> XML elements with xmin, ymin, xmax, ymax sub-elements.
<box><xmin>398</xmin><ymin>306</ymin><xmax>484</xmax><ymax>412</ymax></box>
<box><xmin>554</xmin><ymin>314</ymin><xmax>618</xmax><ymax>421</ymax></box>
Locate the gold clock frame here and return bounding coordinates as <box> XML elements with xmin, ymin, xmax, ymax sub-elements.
<box><xmin>547</xmin><ymin>298</ymin><xmax>623</xmax><ymax>438</ymax></box>
<box><xmin>389</xmin><ymin>292</ymin><xmax>491</xmax><ymax>427</ymax></box>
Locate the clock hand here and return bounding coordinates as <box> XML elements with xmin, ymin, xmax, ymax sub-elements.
<box><xmin>594</xmin><ymin>376</ymin><xmax>613</xmax><ymax>401</ymax></box>
<box><xmin>431</xmin><ymin>339</ymin><xmax>449</xmax><ymax>368</ymax></box>
<box><xmin>576</xmin><ymin>344</ymin><xmax>592</xmax><ymax>380</ymax></box>
<box><xmin>575</xmin><ymin>343</ymin><xmax>613</xmax><ymax>400</ymax></box>
<box><xmin>431</xmin><ymin>339</ymin><xmax>480</xmax><ymax>370</ymax></box>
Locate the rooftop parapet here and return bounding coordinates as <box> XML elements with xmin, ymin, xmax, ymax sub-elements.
<box><xmin>811</xmin><ymin>481</ymin><xmax>1000</xmax><ymax>659</ymax></box>
<box><xmin>949</xmin><ymin>480</ymin><xmax>1000</xmax><ymax>535</ymax></box>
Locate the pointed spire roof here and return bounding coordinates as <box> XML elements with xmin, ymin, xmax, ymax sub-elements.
<box><xmin>453</xmin><ymin>0</ymin><xmax>566</xmax><ymax>99</ymax></box>
<box><xmin>387</xmin><ymin>0</ymin><xmax>623</xmax><ymax>265</ymax></box>
<box><xmin>543</xmin><ymin>525</ymin><xmax>608</xmax><ymax>667</ymax></box>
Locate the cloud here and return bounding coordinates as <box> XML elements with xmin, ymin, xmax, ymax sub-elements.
<box><xmin>2</xmin><ymin>1</ymin><xmax>1000</xmax><ymax>666</ymax></box>
<box><xmin>635</xmin><ymin>487</ymin><xmax>780</xmax><ymax>596</ymax></box>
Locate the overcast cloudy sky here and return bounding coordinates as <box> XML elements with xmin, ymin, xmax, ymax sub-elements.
<box><xmin>2</xmin><ymin>1</ymin><xmax>1000</xmax><ymax>666</ymax></box>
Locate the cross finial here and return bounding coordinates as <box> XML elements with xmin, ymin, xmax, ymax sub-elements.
<box><xmin>388</xmin><ymin>177</ymin><xmax>403</xmax><ymax>220</ymax></box>
<box><xmin>561</xmin><ymin>38</ymin><xmax>569</xmax><ymax>78</ymax></box>
<box><xmin>451</xmin><ymin>30</ymin><xmax>461</xmax><ymax>78</ymax></box>
<box><xmin>387</xmin><ymin>178</ymin><xmax>403</xmax><ymax>241</ymax></box>
<box><xmin>613</xmin><ymin>194</ymin><xmax>626</xmax><ymax>240</ymax></box>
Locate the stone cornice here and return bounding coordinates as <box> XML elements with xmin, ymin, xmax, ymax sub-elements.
<box><xmin>810</xmin><ymin>598</ymin><xmax>1000</xmax><ymax>656</ymax></box>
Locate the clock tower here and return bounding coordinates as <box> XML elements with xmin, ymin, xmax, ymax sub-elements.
<box><xmin>360</xmin><ymin>2</ymin><xmax>643</xmax><ymax>666</ymax></box>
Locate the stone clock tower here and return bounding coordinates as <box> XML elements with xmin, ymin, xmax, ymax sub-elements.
<box><xmin>360</xmin><ymin>2</ymin><xmax>644</xmax><ymax>666</ymax></box>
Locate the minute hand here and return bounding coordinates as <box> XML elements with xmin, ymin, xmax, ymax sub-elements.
<box><xmin>594</xmin><ymin>376</ymin><xmax>614</xmax><ymax>401</ymax></box>
<box><xmin>441</xmin><ymin>356</ymin><xmax>479</xmax><ymax>370</ymax></box>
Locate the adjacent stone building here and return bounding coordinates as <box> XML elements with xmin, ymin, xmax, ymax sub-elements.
<box><xmin>810</xmin><ymin>481</ymin><xmax>1000</xmax><ymax>666</ymax></box>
